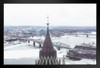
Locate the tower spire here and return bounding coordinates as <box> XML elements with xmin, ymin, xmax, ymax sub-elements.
<box><xmin>46</xmin><ymin>22</ymin><xmax>49</xmax><ymax>32</ymax></box>
<box><xmin>39</xmin><ymin>16</ymin><xmax>57</xmax><ymax>58</ymax></box>
<box><xmin>37</xmin><ymin>16</ymin><xmax>59</xmax><ymax>65</ymax></box>
<box><xmin>46</xmin><ymin>15</ymin><xmax>49</xmax><ymax>37</ymax></box>
<box><xmin>47</xmin><ymin>15</ymin><xmax>49</xmax><ymax>29</ymax></box>
<box><xmin>47</xmin><ymin>15</ymin><xmax>49</xmax><ymax>23</ymax></box>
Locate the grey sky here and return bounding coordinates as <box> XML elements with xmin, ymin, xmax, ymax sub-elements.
<box><xmin>4</xmin><ymin>4</ymin><xmax>96</xmax><ymax>26</ymax></box>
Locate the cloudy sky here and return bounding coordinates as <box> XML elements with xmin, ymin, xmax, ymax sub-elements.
<box><xmin>4</xmin><ymin>4</ymin><xmax>96</xmax><ymax>26</ymax></box>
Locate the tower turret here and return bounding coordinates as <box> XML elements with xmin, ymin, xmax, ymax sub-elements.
<box><xmin>39</xmin><ymin>16</ymin><xmax>57</xmax><ymax>58</ymax></box>
<box><xmin>35</xmin><ymin>16</ymin><xmax>60</xmax><ymax>65</ymax></box>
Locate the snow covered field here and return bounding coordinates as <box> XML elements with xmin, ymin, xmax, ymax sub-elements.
<box><xmin>4</xmin><ymin>34</ymin><xmax>96</xmax><ymax>65</ymax></box>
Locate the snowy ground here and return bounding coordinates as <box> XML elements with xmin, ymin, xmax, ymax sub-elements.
<box><xmin>4</xmin><ymin>34</ymin><xmax>96</xmax><ymax>65</ymax></box>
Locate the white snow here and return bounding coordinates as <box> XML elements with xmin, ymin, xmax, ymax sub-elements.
<box><xmin>4</xmin><ymin>34</ymin><xmax>96</xmax><ymax>65</ymax></box>
<box><xmin>91</xmin><ymin>32</ymin><xmax>96</xmax><ymax>34</ymax></box>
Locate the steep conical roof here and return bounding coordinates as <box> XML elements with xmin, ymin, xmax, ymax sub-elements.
<box><xmin>39</xmin><ymin>16</ymin><xmax>57</xmax><ymax>59</ymax></box>
<box><xmin>42</xmin><ymin>23</ymin><xmax>54</xmax><ymax>51</ymax></box>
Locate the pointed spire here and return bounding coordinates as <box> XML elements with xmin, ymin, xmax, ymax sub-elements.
<box><xmin>59</xmin><ymin>58</ymin><xmax>61</xmax><ymax>65</ymax></box>
<box><xmin>47</xmin><ymin>56</ymin><xmax>49</xmax><ymax>59</ymax></box>
<box><xmin>39</xmin><ymin>16</ymin><xmax>57</xmax><ymax>64</ymax></box>
<box><xmin>47</xmin><ymin>14</ymin><xmax>49</xmax><ymax>23</ymax></box>
<box><xmin>49</xmin><ymin>58</ymin><xmax>51</xmax><ymax>65</ymax></box>
<box><xmin>42</xmin><ymin>59</ymin><xmax>44</xmax><ymax>64</ymax></box>
<box><xmin>46</xmin><ymin>15</ymin><xmax>49</xmax><ymax>34</ymax></box>
<box><xmin>45</xmin><ymin>59</ymin><xmax>48</xmax><ymax>65</ymax></box>
<box><xmin>46</xmin><ymin>23</ymin><xmax>49</xmax><ymax>33</ymax></box>
<box><xmin>42</xmin><ymin>16</ymin><xmax>54</xmax><ymax>51</ymax></box>
<box><xmin>62</xmin><ymin>55</ymin><xmax>66</xmax><ymax>65</ymax></box>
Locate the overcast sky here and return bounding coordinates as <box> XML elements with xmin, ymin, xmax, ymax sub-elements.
<box><xmin>4</xmin><ymin>4</ymin><xmax>96</xmax><ymax>26</ymax></box>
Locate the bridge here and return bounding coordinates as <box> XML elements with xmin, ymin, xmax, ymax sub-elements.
<box><xmin>68</xmin><ymin>33</ymin><xmax>96</xmax><ymax>38</ymax></box>
<box><xmin>14</xmin><ymin>38</ymin><xmax>71</xmax><ymax>49</ymax></box>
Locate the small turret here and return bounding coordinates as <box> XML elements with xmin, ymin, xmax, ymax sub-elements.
<box><xmin>62</xmin><ymin>55</ymin><xmax>66</xmax><ymax>65</ymax></box>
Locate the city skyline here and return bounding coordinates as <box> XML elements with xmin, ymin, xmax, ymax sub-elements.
<box><xmin>4</xmin><ymin>4</ymin><xmax>96</xmax><ymax>26</ymax></box>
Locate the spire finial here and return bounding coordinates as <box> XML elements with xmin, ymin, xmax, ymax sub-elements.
<box><xmin>47</xmin><ymin>15</ymin><xmax>49</xmax><ymax>19</ymax></box>
<box><xmin>47</xmin><ymin>15</ymin><xmax>49</xmax><ymax>24</ymax></box>
<box><xmin>47</xmin><ymin>15</ymin><xmax>49</xmax><ymax>31</ymax></box>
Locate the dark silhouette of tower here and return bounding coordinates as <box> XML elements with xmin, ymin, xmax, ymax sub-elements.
<box><xmin>39</xmin><ymin>23</ymin><xmax>56</xmax><ymax>58</ymax></box>
<box><xmin>35</xmin><ymin>16</ymin><xmax>60</xmax><ymax>65</ymax></box>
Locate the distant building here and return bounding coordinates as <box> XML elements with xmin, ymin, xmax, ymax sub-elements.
<box><xmin>36</xmin><ymin>29</ymin><xmax>46</xmax><ymax>36</ymax></box>
<box><xmin>67</xmin><ymin>43</ymin><xmax>96</xmax><ymax>60</ymax></box>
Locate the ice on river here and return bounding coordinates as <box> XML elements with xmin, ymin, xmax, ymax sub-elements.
<box><xmin>4</xmin><ymin>35</ymin><xmax>96</xmax><ymax>65</ymax></box>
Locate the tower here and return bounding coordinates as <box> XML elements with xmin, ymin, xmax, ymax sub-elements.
<box><xmin>39</xmin><ymin>16</ymin><xmax>57</xmax><ymax>58</ymax></box>
<box><xmin>35</xmin><ymin>16</ymin><xmax>60</xmax><ymax>65</ymax></box>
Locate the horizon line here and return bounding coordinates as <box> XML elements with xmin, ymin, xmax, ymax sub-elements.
<box><xmin>4</xmin><ymin>25</ymin><xmax>96</xmax><ymax>27</ymax></box>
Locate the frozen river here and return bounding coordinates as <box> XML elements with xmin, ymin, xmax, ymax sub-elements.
<box><xmin>4</xmin><ymin>34</ymin><xmax>96</xmax><ymax>65</ymax></box>
<box><xmin>52</xmin><ymin>34</ymin><xmax>96</xmax><ymax>48</ymax></box>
